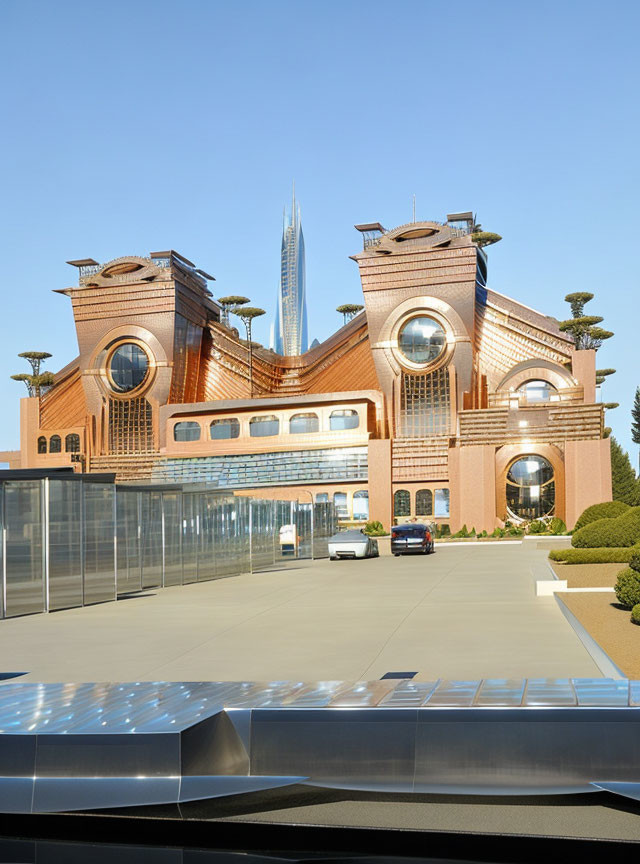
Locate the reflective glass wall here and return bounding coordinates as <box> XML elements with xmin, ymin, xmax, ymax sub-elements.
<box><xmin>0</xmin><ymin>476</ymin><xmax>336</xmax><ymax>618</ymax></box>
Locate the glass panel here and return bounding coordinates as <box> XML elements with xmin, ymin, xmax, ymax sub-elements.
<box><xmin>65</xmin><ymin>434</ymin><xmax>81</xmax><ymax>453</ymax></box>
<box><xmin>313</xmin><ymin>500</ymin><xmax>336</xmax><ymax>558</ymax></box>
<box><xmin>141</xmin><ymin>491</ymin><xmax>163</xmax><ymax>588</ymax></box>
<box><xmin>182</xmin><ymin>493</ymin><xmax>198</xmax><ymax>584</ymax></box>
<box><xmin>394</xmin><ymin>490</ymin><xmax>410</xmax><ymax>518</ymax></box>
<box><xmin>315</xmin><ymin>493</ymin><xmax>329</xmax><ymax>503</ymax></box>
<box><xmin>162</xmin><ymin>492</ymin><xmax>183</xmax><ymax>587</ymax></box>
<box><xmin>116</xmin><ymin>489</ymin><xmax>141</xmax><ymax>596</ymax></box>
<box><xmin>109</xmin><ymin>343</ymin><xmax>149</xmax><ymax>393</ymax></box>
<box><xmin>198</xmin><ymin>492</ymin><xmax>218</xmax><ymax>581</ymax></box>
<box><xmin>173</xmin><ymin>422</ymin><xmax>201</xmax><ymax>442</ymax></box>
<box><xmin>352</xmin><ymin>490</ymin><xmax>369</xmax><ymax>520</ymax></box>
<box><xmin>48</xmin><ymin>479</ymin><xmax>83</xmax><ymax>610</ymax></box>
<box><xmin>37</xmin><ymin>437</ymin><xmax>47</xmax><ymax>454</ymax></box>
<box><xmin>506</xmin><ymin>455</ymin><xmax>555</xmax><ymax>520</ymax></box>
<box><xmin>49</xmin><ymin>435</ymin><xmax>61</xmax><ymax>454</ymax></box>
<box><xmin>249</xmin><ymin>415</ymin><xmax>280</xmax><ymax>437</ymax></box>
<box><xmin>250</xmin><ymin>499</ymin><xmax>276</xmax><ymax>572</ymax></box>
<box><xmin>294</xmin><ymin>501</ymin><xmax>313</xmax><ymax>559</ymax></box>
<box><xmin>210</xmin><ymin>418</ymin><xmax>240</xmax><ymax>439</ymax></box>
<box><xmin>333</xmin><ymin>492</ymin><xmax>349</xmax><ymax>520</ymax></box>
<box><xmin>289</xmin><ymin>413</ymin><xmax>319</xmax><ymax>434</ymax></box>
<box><xmin>416</xmin><ymin>489</ymin><xmax>433</xmax><ymax>517</ymax></box>
<box><xmin>399</xmin><ymin>367</ymin><xmax>450</xmax><ymax>437</ymax></box>
<box><xmin>83</xmin><ymin>483</ymin><xmax>115</xmax><ymax>605</ymax></box>
<box><xmin>4</xmin><ymin>480</ymin><xmax>44</xmax><ymax>617</ymax></box>
<box><xmin>398</xmin><ymin>316</ymin><xmax>446</xmax><ymax>364</ymax></box>
<box><xmin>329</xmin><ymin>410</ymin><xmax>359</xmax><ymax>431</ymax></box>
<box><xmin>275</xmin><ymin>500</ymin><xmax>295</xmax><ymax>562</ymax></box>
<box><xmin>434</xmin><ymin>488</ymin><xmax>450</xmax><ymax>518</ymax></box>
<box><xmin>517</xmin><ymin>379</ymin><xmax>556</xmax><ymax>404</ymax></box>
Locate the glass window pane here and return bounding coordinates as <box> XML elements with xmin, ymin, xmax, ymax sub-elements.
<box><xmin>353</xmin><ymin>490</ymin><xmax>369</xmax><ymax>520</ymax></box>
<box><xmin>83</xmin><ymin>483</ymin><xmax>115</xmax><ymax>604</ymax></box>
<box><xmin>37</xmin><ymin>436</ymin><xmax>47</xmax><ymax>454</ymax></box>
<box><xmin>109</xmin><ymin>343</ymin><xmax>149</xmax><ymax>393</ymax></box>
<box><xmin>65</xmin><ymin>434</ymin><xmax>80</xmax><ymax>453</ymax></box>
<box><xmin>330</xmin><ymin>410</ymin><xmax>359</xmax><ymax>431</ymax></box>
<box><xmin>394</xmin><ymin>490</ymin><xmax>410</xmax><ymax>518</ymax></box>
<box><xmin>48</xmin><ymin>479</ymin><xmax>83</xmax><ymax>610</ymax></box>
<box><xmin>398</xmin><ymin>317</ymin><xmax>446</xmax><ymax>365</ymax></box>
<box><xmin>506</xmin><ymin>455</ymin><xmax>555</xmax><ymax>520</ymax></box>
<box><xmin>517</xmin><ymin>380</ymin><xmax>556</xmax><ymax>404</ymax></box>
<box><xmin>174</xmin><ymin>421</ymin><xmax>201</xmax><ymax>442</ymax></box>
<box><xmin>4</xmin><ymin>480</ymin><xmax>44</xmax><ymax>617</ymax></box>
<box><xmin>289</xmin><ymin>413</ymin><xmax>319</xmax><ymax>434</ymax></box>
<box><xmin>416</xmin><ymin>489</ymin><xmax>433</xmax><ymax>516</ymax></box>
<box><xmin>333</xmin><ymin>492</ymin><xmax>349</xmax><ymax>519</ymax></box>
<box><xmin>210</xmin><ymin>418</ymin><xmax>240</xmax><ymax>439</ymax></box>
<box><xmin>434</xmin><ymin>488</ymin><xmax>450</xmax><ymax>518</ymax></box>
<box><xmin>250</xmin><ymin>415</ymin><xmax>279</xmax><ymax>437</ymax></box>
<box><xmin>49</xmin><ymin>435</ymin><xmax>61</xmax><ymax>453</ymax></box>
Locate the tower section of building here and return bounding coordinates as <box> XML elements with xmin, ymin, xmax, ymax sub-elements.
<box><xmin>271</xmin><ymin>189</ymin><xmax>308</xmax><ymax>356</ymax></box>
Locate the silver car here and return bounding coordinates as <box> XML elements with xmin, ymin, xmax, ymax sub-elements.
<box><xmin>328</xmin><ymin>529</ymin><xmax>379</xmax><ymax>560</ymax></box>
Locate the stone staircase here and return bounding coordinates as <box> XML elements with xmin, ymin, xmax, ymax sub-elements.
<box><xmin>392</xmin><ymin>437</ymin><xmax>450</xmax><ymax>482</ymax></box>
<box><xmin>88</xmin><ymin>453</ymin><xmax>161</xmax><ymax>482</ymax></box>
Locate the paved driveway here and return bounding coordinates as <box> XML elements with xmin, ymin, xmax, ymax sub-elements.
<box><xmin>0</xmin><ymin>542</ymin><xmax>600</xmax><ymax>682</ymax></box>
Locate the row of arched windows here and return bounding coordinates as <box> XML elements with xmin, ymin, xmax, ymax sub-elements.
<box><xmin>394</xmin><ymin>488</ymin><xmax>450</xmax><ymax>518</ymax></box>
<box><xmin>174</xmin><ymin>410</ymin><xmax>360</xmax><ymax>442</ymax></box>
<box><xmin>37</xmin><ymin>434</ymin><xmax>80</xmax><ymax>455</ymax></box>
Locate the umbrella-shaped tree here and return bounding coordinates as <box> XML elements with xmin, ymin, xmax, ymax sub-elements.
<box><xmin>230</xmin><ymin>306</ymin><xmax>266</xmax><ymax>397</ymax></box>
<box><xmin>11</xmin><ymin>352</ymin><xmax>54</xmax><ymax>397</ymax></box>
<box><xmin>218</xmin><ymin>295</ymin><xmax>249</xmax><ymax>328</ymax></box>
<box><xmin>336</xmin><ymin>304</ymin><xmax>364</xmax><ymax>326</ymax></box>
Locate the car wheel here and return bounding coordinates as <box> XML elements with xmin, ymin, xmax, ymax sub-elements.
<box><xmin>394</xmin><ymin>553</ymin><xmax>400</xmax><ymax>557</ymax></box>
<box><xmin>330</xmin><ymin>556</ymin><xmax>337</xmax><ymax>561</ymax></box>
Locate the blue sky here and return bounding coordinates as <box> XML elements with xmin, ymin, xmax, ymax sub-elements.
<box><xmin>1</xmin><ymin>0</ymin><xmax>638</xmax><ymax>456</ymax></box>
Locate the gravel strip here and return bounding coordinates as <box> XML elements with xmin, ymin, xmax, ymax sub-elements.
<box><xmin>549</xmin><ymin>561</ymin><xmax>623</xmax><ymax>588</ymax></box>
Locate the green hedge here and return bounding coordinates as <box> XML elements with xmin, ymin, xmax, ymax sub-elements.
<box><xmin>631</xmin><ymin>604</ymin><xmax>640</xmax><ymax>625</ymax></box>
<box><xmin>615</xmin><ymin>568</ymin><xmax>640</xmax><ymax>608</ymax></box>
<box><xmin>573</xmin><ymin>500</ymin><xmax>630</xmax><ymax>532</ymax></box>
<box><xmin>549</xmin><ymin>546</ymin><xmax>640</xmax><ymax>564</ymax></box>
<box><xmin>549</xmin><ymin>517</ymin><xmax>567</xmax><ymax>535</ymax></box>
<box><xmin>572</xmin><ymin>507</ymin><xmax>640</xmax><ymax>548</ymax></box>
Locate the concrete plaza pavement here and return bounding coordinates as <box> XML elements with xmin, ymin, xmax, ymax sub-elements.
<box><xmin>0</xmin><ymin>541</ymin><xmax>600</xmax><ymax>683</ymax></box>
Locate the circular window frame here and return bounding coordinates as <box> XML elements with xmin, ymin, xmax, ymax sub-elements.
<box><xmin>390</xmin><ymin>310</ymin><xmax>453</xmax><ymax>373</ymax></box>
<box><xmin>104</xmin><ymin>339</ymin><xmax>154</xmax><ymax>397</ymax></box>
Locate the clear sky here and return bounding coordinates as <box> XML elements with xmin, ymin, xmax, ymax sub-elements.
<box><xmin>1</xmin><ymin>0</ymin><xmax>638</xmax><ymax>457</ymax></box>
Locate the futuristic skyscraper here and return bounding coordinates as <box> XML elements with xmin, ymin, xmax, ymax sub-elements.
<box><xmin>270</xmin><ymin>186</ymin><xmax>308</xmax><ymax>356</ymax></box>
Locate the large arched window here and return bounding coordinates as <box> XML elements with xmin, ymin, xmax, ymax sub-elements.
<box><xmin>289</xmin><ymin>413</ymin><xmax>319</xmax><ymax>434</ymax></box>
<box><xmin>506</xmin><ymin>455</ymin><xmax>555</xmax><ymax>520</ymax></box>
<box><xmin>37</xmin><ymin>436</ymin><xmax>47</xmax><ymax>454</ymax></box>
<box><xmin>416</xmin><ymin>489</ymin><xmax>433</xmax><ymax>516</ymax></box>
<box><xmin>210</xmin><ymin>418</ymin><xmax>240</xmax><ymax>440</ymax></box>
<box><xmin>49</xmin><ymin>435</ymin><xmax>61</xmax><ymax>454</ymax></box>
<box><xmin>353</xmin><ymin>490</ymin><xmax>369</xmax><ymax>521</ymax></box>
<box><xmin>250</xmin><ymin>415</ymin><xmax>279</xmax><ymax>437</ymax></box>
<box><xmin>65</xmin><ymin>433</ymin><xmax>80</xmax><ymax>453</ymax></box>
<box><xmin>174</xmin><ymin>421</ymin><xmax>201</xmax><ymax>442</ymax></box>
<box><xmin>517</xmin><ymin>379</ymin><xmax>557</xmax><ymax>404</ymax></box>
<box><xmin>394</xmin><ymin>489</ymin><xmax>410</xmax><ymax>518</ymax></box>
<box><xmin>397</xmin><ymin>316</ymin><xmax>446</xmax><ymax>366</ymax></box>
<box><xmin>330</xmin><ymin>409</ymin><xmax>359</xmax><ymax>431</ymax></box>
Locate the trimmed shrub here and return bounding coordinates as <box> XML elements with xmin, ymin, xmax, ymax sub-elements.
<box><xmin>572</xmin><ymin>507</ymin><xmax>640</xmax><ymax>548</ymax></box>
<box><xmin>629</xmin><ymin>552</ymin><xmax>640</xmax><ymax>573</ymax></box>
<box><xmin>631</xmin><ymin>604</ymin><xmax>640</xmax><ymax>625</ymax></box>
<box><xmin>574</xmin><ymin>500</ymin><xmax>630</xmax><ymax>532</ymax></box>
<box><xmin>364</xmin><ymin>520</ymin><xmax>388</xmax><ymax>536</ymax></box>
<box><xmin>549</xmin><ymin>546</ymin><xmax>640</xmax><ymax>564</ymax></box>
<box><xmin>529</xmin><ymin>520</ymin><xmax>546</xmax><ymax>534</ymax></box>
<box><xmin>615</xmin><ymin>568</ymin><xmax>640</xmax><ymax>608</ymax></box>
<box><xmin>453</xmin><ymin>524</ymin><xmax>470</xmax><ymax>538</ymax></box>
<box><xmin>549</xmin><ymin>517</ymin><xmax>566</xmax><ymax>535</ymax></box>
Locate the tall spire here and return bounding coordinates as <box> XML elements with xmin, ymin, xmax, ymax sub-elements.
<box><xmin>269</xmin><ymin>184</ymin><xmax>308</xmax><ymax>356</ymax></box>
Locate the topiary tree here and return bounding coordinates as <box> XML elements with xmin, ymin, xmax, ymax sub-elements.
<box><xmin>230</xmin><ymin>305</ymin><xmax>265</xmax><ymax>397</ymax></box>
<box><xmin>471</xmin><ymin>231</ymin><xmax>502</xmax><ymax>248</ymax></box>
<box><xmin>631</xmin><ymin>604</ymin><xmax>640</xmax><ymax>625</ymax></box>
<box><xmin>218</xmin><ymin>295</ymin><xmax>249</xmax><ymax>328</ymax></box>
<box><xmin>558</xmin><ymin>292</ymin><xmax>613</xmax><ymax>350</ymax></box>
<box><xmin>574</xmin><ymin>500</ymin><xmax>630</xmax><ymax>531</ymax></box>
<box><xmin>596</xmin><ymin>367</ymin><xmax>616</xmax><ymax>386</ymax></box>
<box><xmin>572</xmin><ymin>506</ymin><xmax>640</xmax><ymax>548</ymax></box>
<box><xmin>11</xmin><ymin>352</ymin><xmax>54</xmax><ymax>397</ymax></box>
<box><xmin>336</xmin><ymin>304</ymin><xmax>364</xmax><ymax>326</ymax></box>
<box><xmin>614</xmin><ymin>568</ymin><xmax>640</xmax><ymax>608</ymax></box>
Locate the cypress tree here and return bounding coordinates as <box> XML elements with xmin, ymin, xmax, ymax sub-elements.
<box><xmin>610</xmin><ymin>437</ymin><xmax>638</xmax><ymax>505</ymax></box>
<box><xmin>632</xmin><ymin>388</ymin><xmax>640</xmax><ymax>447</ymax></box>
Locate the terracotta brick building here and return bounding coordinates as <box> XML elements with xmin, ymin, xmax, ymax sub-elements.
<box><xmin>4</xmin><ymin>214</ymin><xmax>612</xmax><ymax>531</ymax></box>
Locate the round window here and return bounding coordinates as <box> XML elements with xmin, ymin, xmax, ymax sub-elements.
<box><xmin>506</xmin><ymin>455</ymin><xmax>555</xmax><ymax>521</ymax></box>
<box><xmin>109</xmin><ymin>343</ymin><xmax>149</xmax><ymax>393</ymax></box>
<box><xmin>398</xmin><ymin>316</ymin><xmax>446</xmax><ymax>365</ymax></box>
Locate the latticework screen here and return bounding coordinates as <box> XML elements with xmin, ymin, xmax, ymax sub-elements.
<box><xmin>108</xmin><ymin>397</ymin><xmax>154</xmax><ymax>453</ymax></box>
<box><xmin>398</xmin><ymin>367</ymin><xmax>451</xmax><ymax>437</ymax></box>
